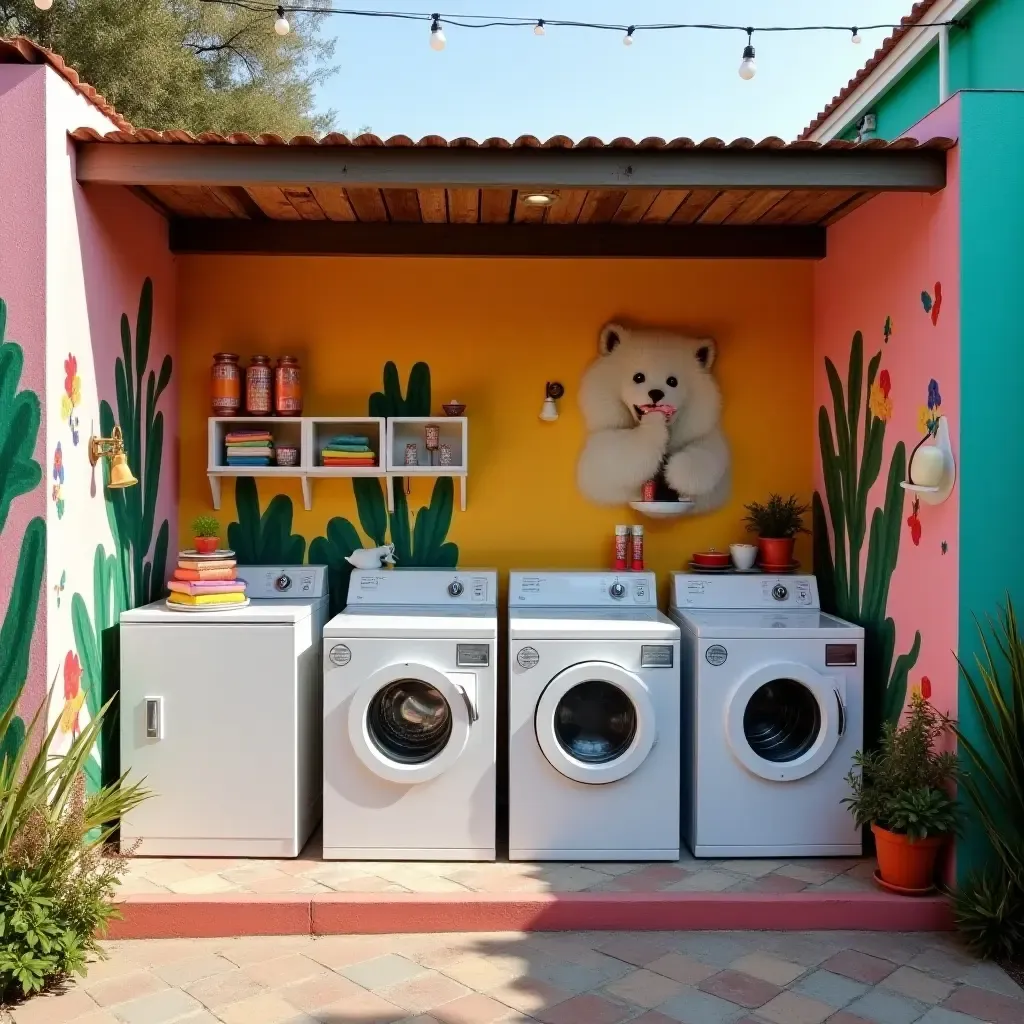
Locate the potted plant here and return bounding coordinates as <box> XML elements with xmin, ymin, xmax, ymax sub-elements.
<box><xmin>742</xmin><ymin>493</ymin><xmax>809</xmax><ymax>567</ymax></box>
<box><xmin>844</xmin><ymin>693</ymin><xmax>959</xmax><ymax>894</ymax></box>
<box><xmin>191</xmin><ymin>514</ymin><xmax>221</xmax><ymax>554</ymax></box>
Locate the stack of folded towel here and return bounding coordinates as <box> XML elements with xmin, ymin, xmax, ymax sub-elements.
<box><xmin>320</xmin><ymin>434</ymin><xmax>376</xmax><ymax>468</ymax></box>
<box><xmin>167</xmin><ymin>552</ymin><xmax>247</xmax><ymax>608</ymax></box>
<box><xmin>225</xmin><ymin>430</ymin><xmax>274</xmax><ymax>467</ymax></box>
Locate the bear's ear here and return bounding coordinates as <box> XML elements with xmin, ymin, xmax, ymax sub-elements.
<box><xmin>599</xmin><ymin>322</ymin><xmax>626</xmax><ymax>356</ymax></box>
<box><xmin>695</xmin><ymin>339</ymin><xmax>717</xmax><ymax>370</ymax></box>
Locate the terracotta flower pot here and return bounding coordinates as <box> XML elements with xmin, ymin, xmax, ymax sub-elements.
<box><xmin>758</xmin><ymin>536</ymin><xmax>794</xmax><ymax>567</ymax></box>
<box><xmin>194</xmin><ymin>536</ymin><xmax>218</xmax><ymax>554</ymax></box>
<box><xmin>872</xmin><ymin>823</ymin><xmax>945</xmax><ymax>891</ymax></box>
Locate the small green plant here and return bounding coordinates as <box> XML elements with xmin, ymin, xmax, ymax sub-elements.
<box><xmin>191</xmin><ymin>514</ymin><xmax>220</xmax><ymax>538</ymax></box>
<box><xmin>743</xmin><ymin>493</ymin><xmax>810</xmax><ymax>539</ymax></box>
<box><xmin>952</xmin><ymin>598</ymin><xmax>1024</xmax><ymax>960</ymax></box>
<box><xmin>0</xmin><ymin>682</ymin><xmax>149</xmax><ymax>1002</ymax></box>
<box><xmin>843</xmin><ymin>693</ymin><xmax>959</xmax><ymax>840</ymax></box>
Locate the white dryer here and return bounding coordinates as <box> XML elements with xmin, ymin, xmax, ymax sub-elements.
<box><xmin>119</xmin><ymin>565</ymin><xmax>328</xmax><ymax>857</ymax></box>
<box><xmin>322</xmin><ymin>568</ymin><xmax>498</xmax><ymax>861</ymax></box>
<box><xmin>669</xmin><ymin>573</ymin><xmax>864</xmax><ymax>858</ymax></box>
<box><xmin>508</xmin><ymin>571</ymin><xmax>680</xmax><ymax>862</ymax></box>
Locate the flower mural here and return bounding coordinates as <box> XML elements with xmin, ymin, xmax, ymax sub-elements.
<box><xmin>53</xmin><ymin>569</ymin><xmax>65</xmax><ymax>607</ymax></box>
<box><xmin>868</xmin><ymin>368</ymin><xmax>893</xmax><ymax>422</ymax></box>
<box><xmin>907</xmin><ymin>496</ymin><xmax>922</xmax><ymax>547</ymax></box>
<box><xmin>911</xmin><ymin>676</ymin><xmax>933</xmax><ymax>700</ymax></box>
<box><xmin>61</xmin><ymin>353</ymin><xmax>82</xmax><ymax>445</ymax></box>
<box><xmin>51</xmin><ymin>443</ymin><xmax>65</xmax><ymax>519</ymax></box>
<box><xmin>60</xmin><ymin>651</ymin><xmax>86</xmax><ymax>737</ymax></box>
<box><xmin>917</xmin><ymin>378</ymin><xmax>943</xmax><ymax>437</ymax></box>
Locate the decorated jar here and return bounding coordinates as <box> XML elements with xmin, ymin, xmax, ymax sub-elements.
<box><xmin>245</xmin><ymin>355</ymin><xmax>273</xmax><ymax>415</ymax></box>
<box><xmin>210</xmin><ymin>353</ymin><xmax>241</xmax><ymax>415</ymax></box>
<box><xmin>275</xmin><ymin>356</ymin><xmax>302</xmax><ymax>415</ymax></box>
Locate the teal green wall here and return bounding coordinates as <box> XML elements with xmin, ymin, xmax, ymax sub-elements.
<box><xmin>838</xmin><ymin>0</ymin><xmax>1024</xmax><ymax>139</ymax></box>
<box><xmin>957</xmin><ymin>90</ymin><xmax>1024</xmax><ymax>880</ymax></box>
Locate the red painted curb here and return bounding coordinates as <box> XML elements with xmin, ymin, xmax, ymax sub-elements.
<box><xmin>109</xmin><ymin>891</ymin><xmax>952</xmax><ymax>939</ymax></box>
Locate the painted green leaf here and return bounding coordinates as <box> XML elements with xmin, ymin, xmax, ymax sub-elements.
<box><xmin>0</xmin><ymin>518</ymin><xmax>46</xmax><ymax>719</ymax></box>
<box><xmin>71</xmin><ymin>593</ymin><xmax>101</xmax><ymax>721</ymax></box>
<box><xmin>227</xmin><ymin>476</ymin><xmax>262</xmax><ymax>564</ymax></box>
<box><xmin>412</xmin><ymin>477</ymin><xmax>454</xmax><ymax>561</ymax></box>
<box><xmin>309</xmin><ymin>516</ymin><xmax>363</xmax><ymax>616</ymax></box>
<box><xmin>0</xmin><ymin>318</ymin><xmax>43</xmax><ymax>536</ymax></box>
<box><xmin>354</xmin><ymin>477</ymin><xmax>388</xmax><ymax>546</ymax></box>
<box><xmin>406</xmin><ymin>361</ymin><xmax>431</xmax><ymax>417</ymax></box>
<box><xmin>811</xmin><ymin>492</ymin><xmax>836</xmax><ymax>614</ymax></box>
<box><xmin>885</xmin><ymin>629</ymin><xmax>921</xmax><ymax>726</ymax></box>
<box><xmin>389</xmin><ymin>483</ymin><xmax>413</xmax><ymax>565</ymax></box>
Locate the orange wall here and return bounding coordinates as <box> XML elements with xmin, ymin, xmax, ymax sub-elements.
<box><xmin>177</xmin><ymin>257</ymin><xmax>814</xmax><ymax>600</ymax></box>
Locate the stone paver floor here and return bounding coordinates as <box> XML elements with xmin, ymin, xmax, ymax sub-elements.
<box><xmin>116</xmin><ymin>832</ymin><xmax>877</xmax><ymax>897</ymax></box>
<box><xmin>5</xmin><ymin>929</ymin><xmax>1022</xmax><ymax>1024</ymax></box>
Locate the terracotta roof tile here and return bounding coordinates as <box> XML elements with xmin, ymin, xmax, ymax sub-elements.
<box><xmin>799</xmin><ymin>0</ymin><xmax>943</xmax><ymax>140</ymax></box>
<box><xmin>0</xmin><ymin>35</ymin><xmax>131</xmax><ymax>131</ymax></box>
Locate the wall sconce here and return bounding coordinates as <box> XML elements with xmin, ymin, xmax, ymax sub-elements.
<box><xmin>540</xmin><ymin>381</ymin><xmax>565</xmax><ymax>422</ymax></box>
<box><xmin>88</xmin><ymin>426</ymin><xmax>138</xmax><ymax>489</ymax></box>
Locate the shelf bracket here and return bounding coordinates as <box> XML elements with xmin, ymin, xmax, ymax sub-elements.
<box><xmin>208</xmin><ymin>474</ymin><xmax>222</xmax><ymax>511</ymax></box>
<box><xmin>301</xmin><ymin>475</ymin><xmax>313</xmax><ymax>512</ymax></box>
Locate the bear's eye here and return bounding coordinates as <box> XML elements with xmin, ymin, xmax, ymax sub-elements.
<box><xmin>666</xmin><ymin>376</ymin><xmax>678</xmax><ymax>388</ymax></box>
<box><xmin>633</xmin><ymin>372</ymin><xmax>646</xmax><ymax>384</ymax></box>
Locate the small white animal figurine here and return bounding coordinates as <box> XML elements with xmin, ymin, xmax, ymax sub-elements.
<box><xmin>346</xmin><ymin>544</ymin><xmax>398</xmax><ymax>569</ymax></box>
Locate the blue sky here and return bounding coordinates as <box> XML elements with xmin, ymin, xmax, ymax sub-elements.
<box><xmin>314</xmin><ymin>1</ymin><xmax>916</xmax><ymax>141</ymax></box>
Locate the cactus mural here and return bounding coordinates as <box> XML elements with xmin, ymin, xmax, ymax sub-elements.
<box><xmin>813</xmin><ymin>328</ymin><xmax>921</xmax><ymax>749</ymax></box>
<box><xmin>99</xmin><ymin>278</ymin><xmax>172</xmax><ymax>608</ymax></box>
<box><xmin>0</xmin><ymin>300</ymin><xmax>46</xmax><ymax>768</ymax></box>
<box><xmin>230</xmin><ymin>361</ymin><xmax>459</xmax><ymax>618</ymax></box>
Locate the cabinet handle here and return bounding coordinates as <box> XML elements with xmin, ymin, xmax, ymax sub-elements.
<box><xmin>145</xmin><ymin>697</ymin><xmax>163</xmax><ymax>739</ymax></box>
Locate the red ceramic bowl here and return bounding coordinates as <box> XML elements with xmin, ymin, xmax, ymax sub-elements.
<box><xmin>692</xmin><ymin>550</ymin><xmax>730</xmax><ymax>568</ymax></box>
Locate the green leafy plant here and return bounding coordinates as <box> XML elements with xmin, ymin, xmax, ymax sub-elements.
<box><xmin>952</xmin><ymin>599</ymin><xmax>1024</xmax><ymax>959</ymax></box>
<box><xmin>0</xmin><ymin>300</ymin><xmax>46</xmax><ymax>768</ymax></box>
<box><xmin>0</xmin><ymin>681</ymin><xmax>149</xmax><ymax>1002</ymax></box>
<box><xmin>814</xmin><ymin>328</ymin><xmax>920</xmax><ymax>747</ymax></box>
<box><xmin>99</xmin><ymin>277</ymin><xmax>172</xmax><ymax>609</ymax></box>
<box><xmin>227</xmin><ymin>477</ymin><xmax>306</xmax><ymax>565</ymax></box>
<box><xmin>843</xmin><ymin>693</ymin><xmax>959</xmax><ymax>840</ymax></box>
<box><xmin>743</xmin><ymin>494</ymin><xmax>810</xmax><ymax>539</ymax></box>
<box><xmin>191</xmin><ymin>514</ymin><xmax>220</xmax><ymax>538</ymax></box>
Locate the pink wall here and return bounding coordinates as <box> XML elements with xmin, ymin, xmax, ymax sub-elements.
<box><xmin>814</xmin><ymin>128</ymin><xmax>960</xmax><ymax>723</ymax></box>
<box><xmin>0</xmin><ymin>65</ymin><xmax>48</xmax><ymax>722</ymax></box>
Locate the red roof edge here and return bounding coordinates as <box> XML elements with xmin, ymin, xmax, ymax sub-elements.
<box><xmin>0</xmin><ymin>35</ymin><xmax>132</xmax><ymax>131</ymax></box>
<box><xmin>799</xmin><ymin>0</ymin><xmax>942</xmax><ymax>140</ymax></box>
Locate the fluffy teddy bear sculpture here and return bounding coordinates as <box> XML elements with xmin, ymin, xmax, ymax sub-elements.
<box><xmin>577</xmin><ymin>322</ymin><xmax>730</xmax><ymax>512</ymax></box>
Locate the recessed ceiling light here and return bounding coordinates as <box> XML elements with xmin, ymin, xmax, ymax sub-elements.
<box><xmin>521</xmin><ymin>192</ymin><xmax>558</xmax><ymax>206</ymax></box>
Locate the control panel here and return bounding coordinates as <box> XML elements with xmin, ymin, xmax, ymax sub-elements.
<box><xmin>346</xmin><ymin>568</ymin><xmax>497</xmax><ymax>605</ymax></box>
<box><xmin>509</xmin><ymin>571</ymin><xmax>655</xmax><ymax>607</ymax></box>
<box><xmin>236</xmin><ymin>565</ymin><xmax>327</xmax><ymax>600</ymax></box>
<box><xmin>672</xmin><ymin>573</ymin><xmax>818</xmax><ymax>610</ymax></box>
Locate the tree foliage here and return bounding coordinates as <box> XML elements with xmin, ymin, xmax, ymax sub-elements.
<box><xmin>1</xmin><ymin>0</ymin><xmax>337</xmax><ymax>136</ymax></box>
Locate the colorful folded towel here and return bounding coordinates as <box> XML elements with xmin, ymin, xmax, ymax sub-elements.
<box><xmin>174</xmin><ymin>568</ymin><xmax>238</xmax><ymax>581</ymax></box>
<box><xmin>226</xmin><ymin>448</ymin><xmax>273</xmax><ymax>457</ymax></box>
<box><xmin>226</xmin><ymin>457</ymin><xmax>273</xmax><ymax>466</ymax></box>
<box><xmin>225</xmin><ymin>432</ymin><xmax>272</xmax><ymax>442</ymax></box>
<box><xmin>177</xmin><ymin>559</ymin><xmax>236</xmax><ymax>570</ymax></box>
<box><xmin>168</xmin><ymin>591</ymin><xmax>247</xmax><ymax>607</ymax></box>
<box><xmin>168</xmin><ymin>580</ymin><xmax>247</xmax><ymax>596</ymax></box>
<box><xmin>322</xmin><ymin>443</ymin><xmax>370</xmax><ymax>452</ymax></box>
<box><xmin>325</xmin><ymin>434</ymin><xmax>369</xmax><ymax>445</ymax></box>
<box><xmin>320</xmin><ymin>450</ymin><xmax>372</xmax><ymax>459</ymax></box>
<box><xmin>225</xmin><ymin>439</ymin><xmax>274</xmax><ymax>448</ymax></box>
<box><xmin>322</xmin><ymin>460</ymin><xmax>376</xmax><ymax>468</ymax></box>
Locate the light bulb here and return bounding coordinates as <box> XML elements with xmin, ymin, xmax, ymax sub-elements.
<box><xmin>274</xmin><ymin>7</ymin><xmax>290</xmax><ymax>35</ymax></box>
<box><xmin>534</xmin><ymin>20</ymin><xmax>545</xmax><ymax>36</ymax></box>
<box><xmin>851</xmin><ymin>27</ymin><xmax>862</xmax><ymax>44</ymax></box>
<box><xmin>739</xmin><ymin>43</ymin><xmax>756</xmax><ymax>80</ymax></box>
<box><xmin>33</xmin><ymin>0</ymin><xmax>53</xmax><ymax>9</ymax></box>
<box><xmin>539</xmin><ymin>397</ymin><xmax>559</xmax><ymax>422</ymax></box>
<box><xmin>430</xmin><ymin>16</ymin><xmax>446</xmax><ymax>50</ymax></box>
<box><xmin>623</xmin><ymin>26</ymin><xmax>635</xmax><ymax>46</ymax></box>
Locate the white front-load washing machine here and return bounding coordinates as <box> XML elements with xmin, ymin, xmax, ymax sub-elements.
<box><xmin>322</xmin><ymin>568</ymin><xmax>498</xmax><ymax>860</ymax></box>
<box><xmin>669</xmin><ymin>573</ymin><xmax>864</xmax><ymax>858</ymax></box>
<box><xmin>508</xmin><ymin>571</ymin><xmax>681</xmax><ymax>861</ymax></box>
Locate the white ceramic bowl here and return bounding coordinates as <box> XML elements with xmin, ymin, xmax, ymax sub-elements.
<box><xmin>730</xmin><ymin>543</ymin><xmax>758</xmax><ymax>570</ymax></box>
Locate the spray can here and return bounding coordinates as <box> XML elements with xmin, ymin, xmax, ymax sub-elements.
<box><xmin>614</xmin><ymin>525</ymin><xmax>629</xmax><ymax>569</ymax></box>
<box><xmin>631</xmin><ymin>524</ymin><xmax>645</xmax><ymax>570</ymax></box>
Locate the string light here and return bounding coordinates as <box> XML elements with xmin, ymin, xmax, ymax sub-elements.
<box><xmin>274</xmin><ymin>6</ymin><xmax>290</xmax><ymax>35</ymax></box>
<box><xmin>429</xmin><ymin>14</ymin><xmax>446</xmax><ymax>50</ymax></box>
<box><xmin>623</xmin><ymin>25</ymin><xmax>635</xmax><ymax>47</ymax></box>
<box><xmin>534</xmin><ymin>19</ymin><xmax>545</xmax><ymax>37</ymax></box>
<box><xmin>738</xmin><ymin>28</ymin><xmax>756</xmax><ymax>80</ymax></box>
<box><xmin>33</xmin><ymin>0</ymin><xmax>53</xmax><ymax>9</ymax></box>
<box><xmin>851</xmin><ymin>27</ymin><xmax>862</xmax><ymax>44</ymax></box>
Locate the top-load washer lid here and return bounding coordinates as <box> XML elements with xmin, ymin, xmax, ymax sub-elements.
<box><xmin>675</xmin><ymin>609</ymin><xmax>863</xmax><ymax>639</ymax></box>
<box><xmin>509</xmin><ymin>607</ymin><xmax>679</xmax><ymax>642</ymax></box>
<box><xmin>324</xmin><ymin>605</ymin><xmax>497</xmax><ymax>640</ymax></box>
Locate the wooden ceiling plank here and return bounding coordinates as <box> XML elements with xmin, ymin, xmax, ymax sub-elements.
<box><xmin>577</xmin><ymin>189</ymin><xmax>627</xmax><ymax>224</ymax></box>
<box><xmin>513</xmin><ymin>195</ymin><xmax>548</xmax><ymax>223</ymax></box>
<box><xmin>756</xmin><ymin>189</ymin><xmax>826</xmax><ymax>224</ymax></box>
<box><xmin>146</xmin><ymin>185</ymin><xmax>228</xmax><ymax>218</ymax></box>
<box><xmin>309</xmin><ymin>186</ymin><xmax>356</xmax><ymax>221</ymax></box>
<box><xmin>722</xmin><ymin>189</ymin><xmax>789</xmax><ymax>225</ymax></box>
<box><xmin>207</xmin><ymin>186</ymin><xmax>251</xmax><ymax>218</ymax></box>
<box><xmin>382</xmin><ymin>188</ymin><xmax>423</xmax><ymax>223</ymax></box>
<box><xmin>544</xmin><ymin>189</ymin><xmax>588</xmax><ymax>224</ymax></box>
<box><xmin>447</xmin><ymin>188</ymin><xmax>480</xmax><ymax>224</ymax></box>
<box><xmin>244</xmin><ymin>186</ymin><xmax>303</xmax><ymax>220</ymax></box>
<box><xmin>480</xmin><ymin>188</ymin><xmax>514</xmax><ymax>224</ymax></box>
<box><xmin>787</xmin><ymin>189</ymin><xmax>860</xmax><ymax>224</ymax></box>
<box><xmin>345</xmin><ymin>187</ymin><xmax>390</xmax><ymax>222</ymax></box>
<box><xmin>640</xmin><ymin>189</ymin><xmax>691</xmax><ymax>224</ymax></box>
<box><xmin>283</xmin><ymin>187</ymin><xmax>327</xmax><ymax>221</ymax></box>
<box><xmin>821</xmin><ymin>191</ymin><xmax>878</xmax><ymax>225</ymax></box>
<box><xmin>612</xmin><ymin>189</ymin><xmax>660</xmax><ymax>224</ymax></box>
<box><xmin>129</xmin><ymin>185</ymin><xmax>174</xmax><ymax>218</ymax></box>
<box><xmin>669</xmin><ymin>189</ymin><xmax>721</xmax><ymax>225</ymax></box>
<box><xmin>697</xmin><ymin>190</ymin><xmax>755</xmax><ymax>225</ymax></box>
<box><xmin>417</xmin><ymin>188</ymin><xmax>448</xmax><ymax>223</ymax></box>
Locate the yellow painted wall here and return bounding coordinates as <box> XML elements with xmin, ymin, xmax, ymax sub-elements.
<box><xmin>177</xmin><ymin>257</ymin><xmax>814</xmax><ymax>602</ymax></box>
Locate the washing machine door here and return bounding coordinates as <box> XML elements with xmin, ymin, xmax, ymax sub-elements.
<box><xmin>348</xmin><ymin>663</ymin><xmax>475</xmax><ymax>784</ymax></box>
<box><xmin>535</xmin><ymin>661</ymin><xmax>656</xmax><ymax>785</ymax></box>
<box><xmin>725</xmin><ymin>661</ymin><xmax>845</xmax><ymax>782</ymax></box>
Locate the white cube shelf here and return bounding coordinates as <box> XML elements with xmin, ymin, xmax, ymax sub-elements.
<box><xmin>304</xmin><ymin>418</ymin><xmax>385</xmax><ymax>472</ymax></box>
<box><xmin>386</xmin><ymin>416</ymin><xmax>468</xmax><ymax>511</ymax></box>
<box><xmin>207</xmin><ymin>417</ymin><xmax>306</xmax><ymax>510</ymax></box>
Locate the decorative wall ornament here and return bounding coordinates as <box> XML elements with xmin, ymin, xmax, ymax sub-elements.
<box><xmin>576</xmin><ymin>322</ymin><xmax>730</xmax><ymax>513</ymax></box>
<box><xmin>51</xmin><ymin>443</ymin><xmax>65</xmax><ymax>519</ymax></box>
<box><xmin>921</xmin><ymin>283</ymin><xmax>943</xmax><ymax>325</ymax></box>
<box><xmin>62</xmin><ymin>353</ymin><xmax>81</xmax><ymax>445</ymax></box>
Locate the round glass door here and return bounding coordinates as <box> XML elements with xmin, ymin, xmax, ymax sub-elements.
<box><xmin>349</xmin><ymin>664</ymin><xmax>472</xmax><ymax>783</ymax></box>
<box><xmin>535</xmin><ymin>662</ymin><xmax>655</xmax><ymax>784</ymax></box>
<box><xmin>724</xmin><ymin>662</ymin><xmax>841</xmax><ymax>782</ymax></box>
